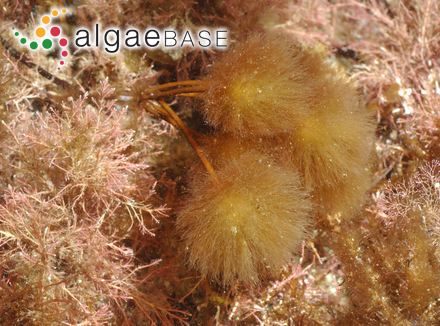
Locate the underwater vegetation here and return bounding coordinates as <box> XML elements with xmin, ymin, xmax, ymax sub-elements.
<box><xmin>177</xmin><ymin>31</ymin><xmax>375</xmax><ymax>286</ymax></box>
<box><xmin>0</xmin><ymin>0</ymin><xmax>439</xmax><ymax>325</ymax></box>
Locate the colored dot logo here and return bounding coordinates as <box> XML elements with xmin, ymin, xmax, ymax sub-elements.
<box><xmin>51</xmin><ymin>27</ymin><xmax>61</xmax><ymax>37</ymax></box>
<box><xmin>36</xmin><ymin>27</ymin><xmax>46</xmax><ymax>38</ymax></box>
<box><xmin>12</xmin><ymin>8</ymin><xmax>72</xmax><ymax>70</ymax></box>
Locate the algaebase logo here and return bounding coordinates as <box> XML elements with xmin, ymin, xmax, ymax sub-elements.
<box><xmin>12</xmin><ymin>7</ymin><xmax>228</xmax><ymax>72</ymax></box>
<box><xmin>12</xmin><ymin>8</ymin><xmax>72</xmax><ymax>70</ymax></box>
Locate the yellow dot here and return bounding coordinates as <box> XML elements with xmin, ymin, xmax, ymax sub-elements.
<box><xmin>42</xmin><ymin>16</ymin><xmax>50</xmax><ymax>24</ymax></box>
<box><xmin>36</xmin><ymin>27</ymin><xmax>46</xmax><ymax>37</ymax></box>
<box><xmin>62</xmin><ymin>9</ymin><xmax>67</xmax><ymax>13</ymax></box>
<box><xmin>52</xmin><ymin>10</ymin><xmax>58</xmax><ymax>16</ymax></box>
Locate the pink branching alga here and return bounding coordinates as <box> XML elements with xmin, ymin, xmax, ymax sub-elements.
<box><xmin>0</xmin><ymin>79</ymin><xmax>188</xmax><ymax>325</ymax></box>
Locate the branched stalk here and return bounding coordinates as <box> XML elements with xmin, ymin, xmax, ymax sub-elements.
<box><xmin>143</xmin><ymin>85</ymin><xmax>208</xmax><ymax>100</ymax></box>
<box><xmin>143</xmin><ymin>101</ymin><xmax>204</xmax><ymax>139</ymax></box>
<box><xmin>158</xmin><ymin>100</ymin><xmax>219</xmax><ymax>185</ymax></box>
<box><xmin>146</xmin><ymin>80</ymin><xmax>203</xmax><ymax>93</ymax></box>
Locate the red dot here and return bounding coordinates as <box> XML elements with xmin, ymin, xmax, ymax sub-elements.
<box><xmin>61</xmin><ymin>51</ymin><xmax>68</xmax><ymax>57</ymax></box>
<box><xmin>60</xmin><ymin>61</ymin><xmax>64</xmax><ymax>65</ymax></box>
<box><xmin>50</xmin><ymin>26</ymin><xmax>61</xmax><ymax>37</ymax></box>
<box><xmin>58</xmin><ymin>67</ymin><xmax>60</xmax><ymax>70</ymax></box>
<box><xmin>59</xmin><ymin>38</ymin><xmax>68</xmax><ymax>47</ymax></box>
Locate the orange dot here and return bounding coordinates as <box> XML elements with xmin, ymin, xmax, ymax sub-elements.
<box><xmin>52</xmin><ymin>10</ymin><xmax>58</xmax><ymax>16</ymax></box>
<box><xmin>42</xmin><ymin>16</ymin><xmax>50</xmax><ymax>24</ymax></box>
<box><xmin>70</xmin><ymin>9</ymin><xmax>72</xmax><ymax>12</ymax></box>
<box><xmin>36</xmin><ymin>27</ymin><xmax>46</xmax><ymax>37</ymax></box>
<box><xmin>62</xmin><ymin>9</ymin><xmax>67</xmax><ymax>13</ymax></box>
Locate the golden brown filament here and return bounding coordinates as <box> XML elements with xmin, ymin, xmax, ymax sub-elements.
<box><xmin>158</xmin><ymin>100</ymin><xmax>219</xmax><ymax>185</ymax></box>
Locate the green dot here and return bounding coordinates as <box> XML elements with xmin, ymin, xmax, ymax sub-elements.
<box><xmin>12</xmin><ymin>27</ymin><xmax>14</xmax><ymax>30</ymax></box>
<box><xmin>30</xmin><ymin>41</ymin><xmax>38</xmax><ymax>50</ymax></box>
<box><xmin>20</xmin><ymin>38</ymin><xmax>26</xmax><ymax>44</ymax></box>
<box><xmin>15</xmin><ymin>32</ymin><xmax>19</xmax><ymax>36</ymax></box>
<box><xmin>42</xmin><ymin>39</ymin><xmax>52</xmax><ymax>49</ymax></box>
